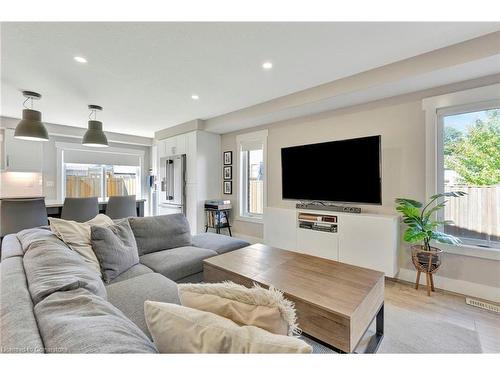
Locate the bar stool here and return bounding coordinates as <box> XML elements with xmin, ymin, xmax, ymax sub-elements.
<box><xmin>105</xmin><ymin>195</ymin><xmax>137</xmax><ymax>219</ymax></box>
<box><xmin>61</xmin><ymin>197</ymin><xmax>99</xmax><ymax>222</ymax></box>
<box><xmin>0</xmin><ymin>197</ymin><xmax>48</xmax><ymax>237</ymax></box>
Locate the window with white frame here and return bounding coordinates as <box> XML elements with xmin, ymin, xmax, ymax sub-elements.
<box><xmin>56</xmin><ymin>142</ymin><xmax>144</xmax><ymax>202</ymax></box>
<box><xmin>237</xmin><ymin>130</ymin><xmax>267</xmax><ymax>221</ymax></box>
<box><xmin>436</xmin><ymin>103</ymin><xmax>500</xmax><ymax>248</ymax></box>
<box><xmin>64</xmin><ymin>163</ymin><xmax>141</xmax><ymax>200</ymax></box>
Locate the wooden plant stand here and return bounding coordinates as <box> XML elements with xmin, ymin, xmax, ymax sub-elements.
<box><xmin>412</xmin><ymin>245</ymin><xmax>443</xmax><ymax>296</ymax></box>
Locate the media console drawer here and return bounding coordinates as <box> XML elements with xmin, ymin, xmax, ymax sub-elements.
<box><xmin>297</xmin><ymin>228</ymin><xmax>339</xmax><ymax>260</ymax></box>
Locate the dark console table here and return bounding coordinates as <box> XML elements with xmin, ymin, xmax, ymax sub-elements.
<box><xmin>205</xmin><ymin>208</ymin><xmax>232</xmax><ymax>236</ymax></box>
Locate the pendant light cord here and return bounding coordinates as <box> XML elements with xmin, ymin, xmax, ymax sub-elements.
<box><xmin>23</xmin><ymin>97</ymin><xmax>33</xmax><ymax>109</ymax></box>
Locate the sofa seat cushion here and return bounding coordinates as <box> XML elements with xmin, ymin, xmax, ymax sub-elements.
<box><xmin>129</xmin><ymin>214</ymin><xmax>192</xmax><ymax>256</ymax></box>
<box><xmin>107</xmin><ymin>263</ymin><xmax>153</xmax><ymax>284</ymax></box>
<box><xmin>192</xmin><ymin>233</ymin><xmax>250</xmax><ymax>254</ymax></box>
<box><xmin>106</xmin><ymin>273</ymin><xmax>180</xmax><ymax>337</ymax></box>
<box><xmin>35</xmin><ymin>288</ymin><xmax>157</xmax><ymax>353</ymax></box>
<box><xmin>139</xmin><ymin>246</ymin><xmax>217</xmax><ymax>282</ymax></box>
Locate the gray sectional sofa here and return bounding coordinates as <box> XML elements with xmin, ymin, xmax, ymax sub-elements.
<box><xmin>0</xmin><ymin>214</ymin><xmax>249</xmax><ymax>353</ymax></box>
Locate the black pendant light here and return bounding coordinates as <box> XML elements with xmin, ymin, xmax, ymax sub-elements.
<box><xmin>82</xmin><ymin>105</ymin><xmax>108</xmax><ymax>147</ymax></box>
<box><xmin>14</xmin><ymin>91</ymin><xmax>49</xmax><ymax>141</ymax></box>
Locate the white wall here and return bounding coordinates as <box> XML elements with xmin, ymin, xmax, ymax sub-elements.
<box><xmin>220</xmin><ymin>76</ymin><xmax>500</xmax><ymax>300</ymax></box>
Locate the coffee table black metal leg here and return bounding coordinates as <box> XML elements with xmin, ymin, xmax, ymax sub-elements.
<box><xmin>363</xmin><ymin>303</ymin><xmax>384</xmax><ymax>353</ymax></box>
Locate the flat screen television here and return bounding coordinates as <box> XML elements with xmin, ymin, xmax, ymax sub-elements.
<box><xmin>281</xmin><ymin>135</ymin><xmax>382</xmax><ymax>204</ymax></box>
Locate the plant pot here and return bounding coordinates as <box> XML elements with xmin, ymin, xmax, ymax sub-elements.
<box><xmin>411</xmin><ymin>245</ymin><xmax>443</xmax><ymax>274</ymax></box>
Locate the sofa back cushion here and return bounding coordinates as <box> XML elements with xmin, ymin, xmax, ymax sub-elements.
<box><xmin>128</xmin><ymin>214</ymin><xmax>192</xmax><ymax>255</ymax></box>
<box><xmin>18</xmin><ymin>228</ymin><xmax>107</xmax><ymax>305</ymax></box>
<box><xmin>35</xmin><ymin>288</ymin><xmax>158</xmax><ymax>353</ymax></box>
<box><xmin>91</xmin><ymin>219</ymin><xmax>140</xmax><ymax>283</ymax></box>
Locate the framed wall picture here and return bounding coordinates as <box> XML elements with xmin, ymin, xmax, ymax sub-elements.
<box><xmin>223</xmin><ymin>151</ymin><xmax>232</xmax><ymax>165</ymax></box>
<box><xmin>223</xmin><ymin>166</ymin><xmax>232</xmax><ymax>180</ymax></box>
<box><xmin>223</xmin><ymin>181</ymin><xmax>232</xmax><ymax>195</ymax></box>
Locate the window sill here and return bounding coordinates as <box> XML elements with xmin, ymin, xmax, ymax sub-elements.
<box><xmin>235</xmin><ymin>215</ymin><xmax>264</xmax><ymax>224</ymax></box>
<box><xmin>437</xmin><ymin>242</ymin><xmax>500</xmax><ymax>261</ymax></box>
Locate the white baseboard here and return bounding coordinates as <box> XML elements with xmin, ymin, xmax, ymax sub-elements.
<box><xmin>397</xmin><ymin>268</ymin><xmax>500</xmax><ymax>303</ymax></box>
<box><xmin>231</xmin><ymin>232</ymin><xmax>263</xmax><ymax>245</ymax></box>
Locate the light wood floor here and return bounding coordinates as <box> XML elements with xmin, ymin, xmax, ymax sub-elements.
<box><xmin>384</xmin><ymin>279</ymin><xmax>500</xmax><ymax>353</ymax></box>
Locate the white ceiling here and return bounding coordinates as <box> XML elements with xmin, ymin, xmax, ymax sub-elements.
<box><xmin>2</xmin><ymin>22</ymin><xmax>500</xmax><ymax>137</ymax></box>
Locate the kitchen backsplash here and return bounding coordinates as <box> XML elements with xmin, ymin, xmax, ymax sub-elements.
<box><xmin>0</xmin><ymin>172</ymin><xmax>43</xmax><ymax>198</ymax></box>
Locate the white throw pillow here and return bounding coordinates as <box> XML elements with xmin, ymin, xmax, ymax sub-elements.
<box><xmin>178</xmin><ymin>281</ymin><xmax>299</xmax><ymax>336</ymax></box>
<box><xmin>49</xmin><ymin>214</ymin><xmax>113</xmax><ymax>275</ymax></box>
<box><xmin>144</xmin><ymin>301</ymin><xmax>312</xmax><ymax>354</ymax></box>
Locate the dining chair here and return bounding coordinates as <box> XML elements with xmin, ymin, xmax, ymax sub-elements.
<box><xmin>0</xmin><ymin>197</ymin><xmax>48</xmax><ymax>237</ymax></box>
<box><xmin>105</xmin><ymin>195</ymin><xmax>137</xmax><ymax>219</ymax></box>
<box><xmin>61</xmin><ymin>197</ymin><xmax>99</xmax><ymax>222</ymax></box>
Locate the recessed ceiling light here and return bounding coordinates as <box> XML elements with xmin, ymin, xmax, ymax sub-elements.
<box><xmin>262</xmin><ymin>61</ymin><xmax>273</xmax><ymax>70</ymax></box>
<box><xmin>191</xmin><ymin>94</ymin><xmax>199</xmax><ymax>100</ymax></box>
<box><xmin>74</xmin><ymin>56</ymin><xmax>87</xmax><ymax>63</ymax></box>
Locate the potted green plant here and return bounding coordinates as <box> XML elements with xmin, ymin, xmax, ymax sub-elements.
<box><xmin>395</xmin><ymin>191</ymin><xmax>466</xmax><ymax>295</ymax></box>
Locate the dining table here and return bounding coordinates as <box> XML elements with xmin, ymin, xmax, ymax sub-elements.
<box><xmin>44</xmin><ymin>198</ymin><xmax>146</xmax><ymax>218</ymax></box>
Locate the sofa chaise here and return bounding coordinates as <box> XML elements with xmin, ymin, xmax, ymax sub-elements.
<box><xmin>0</xmin><ymin>214</ymin><xmax>250</xmax><ymax>353</ymax></box>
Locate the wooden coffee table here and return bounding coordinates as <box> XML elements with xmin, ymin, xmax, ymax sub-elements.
<box><xmin>203</xmin><ymin>243</ymin><xmax>385</xmax><ymax>353</ymax></box>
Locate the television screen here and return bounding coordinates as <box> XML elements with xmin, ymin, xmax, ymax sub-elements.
<box><xmin>281</xmin><ymin>135</ymin><xmax>381</xmax><ymax>204</ymax></box>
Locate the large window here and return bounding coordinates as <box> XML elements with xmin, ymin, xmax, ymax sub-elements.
<box><xmin>65</xmin><ymin>163</ymin><xmax>140</xmax><ymax>200</ymax></box>
<box><xmin>438</xmin><ymin>107</ymin><xmax>500</xmax><ymax>248</ymax></box>
<box><xmin>237</xmin><ymin>130</ymin><xmax>267</xmax><ymax>221</ymax></box>
<box><xmin>242</xmin><ymin>149</ymin><xmax>264</xmax><ymax>216</ymax></box>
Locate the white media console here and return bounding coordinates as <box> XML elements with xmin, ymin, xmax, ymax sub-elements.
<box><xmin>263</xmin><ymin>207</ymin><xmax>399</xmax><ymax>277</ymax></box>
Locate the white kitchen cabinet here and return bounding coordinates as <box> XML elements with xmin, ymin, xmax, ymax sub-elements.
<box><xmin>185</xmin><ymin>131</ymin><xmax>197</xmax><ymax>184</ymax></box>
<box><xmin>155</xmin><ymin>130</ymin><xmax>221</xmax><ymax>234</ymax></box>
<box><xmin>2</xmin><ymin>128</ymin><xmax>43</xmax><ymax>172</ymax></box>
<box><xmin>174</xmin><ymin>134</ymin><xmax>187</xmax><ymax>156</ymax></box>
<box><xmin>162</xmin><ymin>137</ymin><xmax>177</xmax><ymax>157</ymax></box>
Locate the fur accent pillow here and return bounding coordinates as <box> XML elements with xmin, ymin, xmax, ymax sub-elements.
<box><xmin>178</xmin><ymin>281</ymin><xmax>299</xmax><ymax>336</ymax></box>
<box><xmin>144</xmin><ymin>301</ymin><xmax>312</xmax><ymax>354</ymax></box>
<box><xmin>49</xmin><ymin>214</ymin><xmax>114</xmax><ymax>275</ymax></box>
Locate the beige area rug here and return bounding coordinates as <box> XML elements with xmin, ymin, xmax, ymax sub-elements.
<box><xmin>301</xmin><ymin>305</ymin><xmax>482</xmax><ymax>354</ymax></box>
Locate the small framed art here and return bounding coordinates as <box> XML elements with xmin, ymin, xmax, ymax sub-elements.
<box><xmin>223</xmin><ymin>181</ymin><xmax>232</xmax><ymax>195</ymax></box>
<box><xmin>223</xmin><ymin>151</ymin><xmax>232</xmax><ymax>165</ymax></box>
<box><xmin>223</xmin><ymin>166</ymin><xmax>232</xmax><ymax>180</ymax></box>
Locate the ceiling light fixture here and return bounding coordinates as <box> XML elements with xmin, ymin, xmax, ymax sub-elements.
<box><xmin>82</xmin><ymin>105</ymin><xmax>108</xmax><ymax>148</ymax></box>
<box><xmin>14</xmin><ymin>91</ymin><xmax>49</xmax><ymax>142</ymax></box>
<box><xmin>74</xmin><ymin>56</ymin><xmax>87</xmax><ymax>63</ymax></box>
<box><xmin>262</xmin><ymin>61</ymin><xmax>273</xmax><ymax>70</ymax></box>
<box><xmin>191</xmin><ymin>94</ymin><xmax>200</xmax><ymax>100</ymax></box>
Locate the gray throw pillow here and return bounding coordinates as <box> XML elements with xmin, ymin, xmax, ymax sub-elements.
<box><xmin>91</xmin><ymin>220</ymin><xmax>139</xmax><ymax>283</ymax></box>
